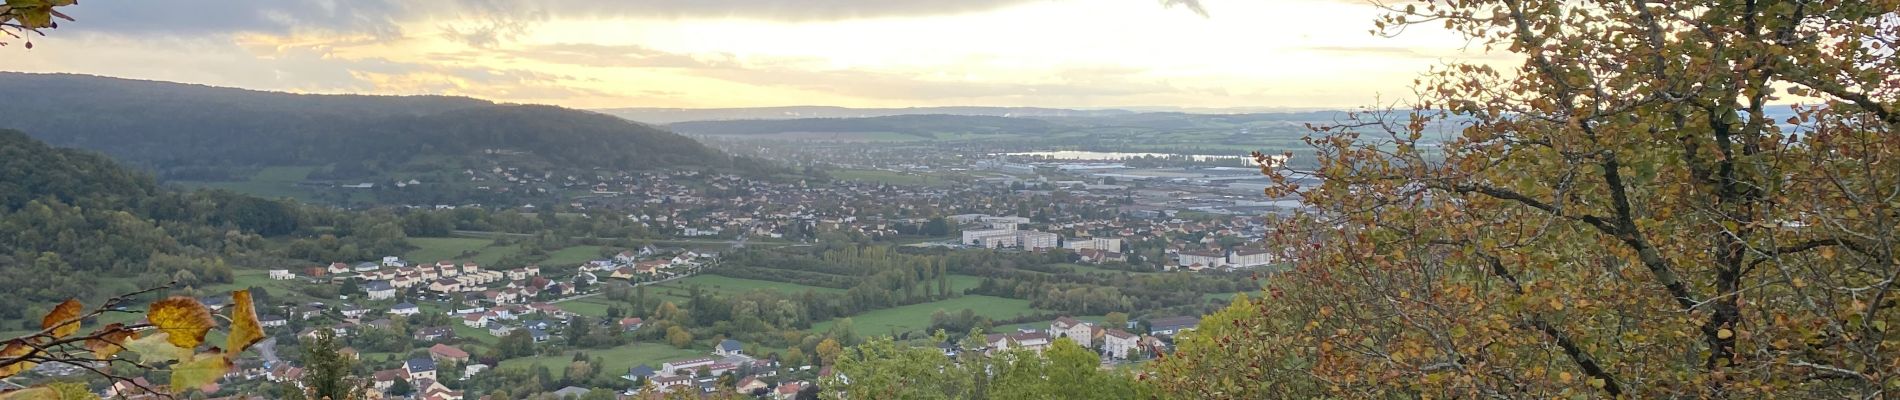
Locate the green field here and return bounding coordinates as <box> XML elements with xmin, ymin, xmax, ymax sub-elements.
<box><xmin>830</xmin><ymin>169</ymin><xmax>951</xmax><ymax>186</ymax></box>
<box><xmin>554</xmin><ymin>297</ymin><xmax>621</xmax><ymax>318</ymax></box>
<box><xmin>403</xmin><ymin>237</ymin><xmax>528</xmax><ymax>266</ymax></box>
<box><xmin>173</xmin><ymin>166</ymin><xmax>320</xmax><ymax>200</ymax></box>
<box><xmin>1058</xmin><ymin>263</ymin><xmax>1158</xmax><ymax>275</ymax></box>
<box><xmin>947</xmin><ymin>274</ymin><xmax>985</xmax><ymax>293</ymax></box>
<box><xmin>542</xmin><ymin>246</ymin><xmax>607</xmax><ymax>266</ymax></box>
<box><xmin>810</xmin><ymin>295</ymin><xmax>1046</xmax><ymax>338</ymax></box>
<box><xmin>497</xmin><ymin>343</ymin><xmax>710</xmax><ymax>375</ymax></box>
<box><xmin>654</xmin><ymin>275</ymin><xmax>844</xmax><ymax>297</ymax></box>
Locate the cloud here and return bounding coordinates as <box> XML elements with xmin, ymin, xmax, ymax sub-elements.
<box><xmin>1300</xmin><ymin>45</ymin><xmax>1427</xmax><ymax>57</ymax></box>
<box><xmin>58</xmin><ymin>0</ymin><xmax>1051</xmax><ymax>39</ymax></box>
<box><xmin>503</xmin><ymin>43</ymin><xmax>740</xmax><ymax>69</ymax></box>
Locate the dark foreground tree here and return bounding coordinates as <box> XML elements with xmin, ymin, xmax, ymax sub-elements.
<box><xmin>1154</xmin><ymin>0</ymin><xmax>1900</xmax><ymax>398</ymax></box>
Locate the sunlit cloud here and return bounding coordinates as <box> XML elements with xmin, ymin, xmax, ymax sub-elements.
<box><xmin>1</xmin><ymin>0</ymin><xmax>1503</xmax><ymax>109</ymax></box>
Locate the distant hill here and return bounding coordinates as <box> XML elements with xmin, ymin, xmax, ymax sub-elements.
<box><xmin>663</xmin><ymin>111</ymin><xmax>1353</xmax><ymax>137</ymax></box>
<box><xmin>600</xmin><ymin>106</ymin><xmax>1137</xmax><ymax>124</ymax></box>
<box><xmin>668</xmin><ymin>114</ymin><xmax>1068</xmax><ymax>137</ymax></box>
<box><xmin>0</xmin><ymin>73</ymin><xmax>732</xmax><ymax>181</ymax></box>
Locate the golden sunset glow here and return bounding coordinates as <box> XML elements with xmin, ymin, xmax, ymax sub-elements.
<box><xmin>3</xmin><ymin>0</ymin><xmax>1507</xmax><ymax>109</ymax></box>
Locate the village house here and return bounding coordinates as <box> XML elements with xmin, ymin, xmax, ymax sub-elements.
<box><xmin>1103</xmin><ymin>329</ymin><xmax>1140</xmax><ymax>359</ymax></box>
<box><xmin>985</xmin><ymin>332</ymin><xmax>1051</xmax><ymax>354</ymax></box>
<box><xmin>268</xmin><ymin>269</ymin><xmax>295</xmax><ymax>280</ymax></box>
<box><xmin>364</xmin><ymin>280</ymin><xmax>396</xmax><ymax>300</ymax></box>
<box><xmin>714</xmin><ymin>339</ymin><xmax>745</xmax><ymax>357</ymax></box>
<box><xmin>1148</xmin><ymin>316</ymin><xmax>1201</xmax><ymax>336</ymax></box>
<box><xmin>405</xmin><ymin>358</ymin><xmax>438</xmax><ymax>381</ymax></box>
<box><xmin>1175</xmin><ymin>249</ymin><xmax>1228</xmax><ymax>269</ymax></box>
<box><xmin>661</xmin><ymin>358</ymin><xmax>716</xmax><ymax>377</ymax></box>
<box><xmin>1051</xmin><ymin>317</ymin><xmax>1095</xmax><ymax>348</ymax></box>
<box><xmin>428</xmin><ymin>344</ymin><xmax>470</xmax><ymax>363</ymax></box>
<box><xmin>414</xmin><ymin>326</ymin><xmax>454</xmax><ymax>342</ymax></box>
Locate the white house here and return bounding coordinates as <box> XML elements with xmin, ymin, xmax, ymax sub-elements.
<box><xmin>1175</xmin><ymin>250</ymin><xmax>1228</xmax><ymax>269</ymax></box>
<box><xmin>714</xmin><ymin>339</ymin><xmax>745</xmax><ymax>357</ymax></box>
<box><xmin>1050</xmin><ymin>317</ymin><xmax>1094</xmax><ymax>348</ymax></box>
<box><xmin>1103</xmin><ymin>330</ymin><xmax>1139</xmax><ymax>360</ymax></box>
<box><xmin>268</xmin><ymin>269</ymin><xmax>295</xmax><ymax>280</ymax></box>
<box><xmin>1228</xmin><ymin>248</ymin><xmax>1275</xmax><ymax>268</ymax></box>
<box><xmin>985</xmin><ymin>332</ymin><xmax>1051</xmax><ymax>354</ymax></box>
<box><xmin>365</xmin><ymin>280</ymin><xmax>396</xmax><ymax>300</ymax></box>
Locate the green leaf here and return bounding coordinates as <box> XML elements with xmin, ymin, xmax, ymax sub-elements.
<box><xmin>172</xmin><ymin>350</ymin><xmax>232</xmax><ymax>393</ymax></box>
<box><xmin>123</xmin><ymin>333</ymin><xmax>194</xmax><ymax>364</ymax></box>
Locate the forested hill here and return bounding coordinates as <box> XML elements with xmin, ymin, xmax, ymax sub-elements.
<box><xmin>0</xmin><ymin>73</ymin><xmax>732</xmax><ymax>180</ymax></box>
<box><xmin>0</xmin><ymin>130</ymin><xmax>324</xmax><ymax>327</ymax></box>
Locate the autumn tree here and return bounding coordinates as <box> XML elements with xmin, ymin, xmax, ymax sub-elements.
<box><xmin>1158</xmin><ymin>0</ymin><xmax>1900</xmax><ymax>398</ymax></box>
<box><xmin>0</xmin><ymin>287</ymin><xmax>269</xmax><ymax>398</ymax></box>
<box><xmin>0</xmin><ymin>0</ymin><xmax>78</xmax><ymax>48</ymax></box>
<box><xmin>286</xmin><ymin>329</ymin><xmax>371</xmax><ymax>400</ymax></box>
<box><xmin>665</xmin><ymin>326</ymin><xmax>695</xmax><ymax>349</ymax></box>
<box><xmin>813</xmin><ymin>338</ymin><xmax>844</xmax><ymax>366</ymax></box>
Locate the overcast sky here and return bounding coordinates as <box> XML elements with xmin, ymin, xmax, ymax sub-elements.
<box><xmin>2</xmin><ymin>0</ymin><xmax>1507</xmax><ymax>109</ymax></box>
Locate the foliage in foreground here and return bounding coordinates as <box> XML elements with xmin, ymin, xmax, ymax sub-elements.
<box><xmin>1151</xmin><ymin>0</ymin><xmax>1900</xmax><ymax>398</ymax></box>
<box><xmin>822</xmin><ymin>336</ymin><xmax>1146</xmax><ymax>400</ymax></box>
<box><xmin>0</xmin><ymin>288</ymin><xmax>267</xmax><ymax>398</ymax></box>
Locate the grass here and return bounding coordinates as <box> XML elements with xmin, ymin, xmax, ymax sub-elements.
<box><xmin>497</xmin><ymin>343</ymin><xmax>710</xmax><ymax>375</ymax></box>
<box><xmin>402</xmin><ymin>237</ymin><xmax>529</xmax><ymax>267</ymax></box>
<box><xmin>810</xmin><ymin>295</ymin><xmax>1046</xmax><ymax>339</ymax></box>
<box><xmin>172</xmin><ymin>166</ymin><xmax>321</xmax><ymax>201</ymax></box>
<box><xmin>554</xmin><ymin>297</ymin><xmax>621</xmax><ymax>318</ymax></box>
<box><xmin>453</xmin><ymin>323</ymin><xmax>498</xmax><ymax>345</ymax></box>
<box><xmin>542</xmin><ymin>246</ymin><xmax>607</xmax><ymax>266</ymax></box>
<box><xmin>947</xmin><ymin>275</ymin><xmax>985</xmax><ymax>293</ymax></box>
<box><xmin>830</xmin><ymin>169</ymin><xmax>951</xmax><ymax>187</ymax></box>
<box><xmin>1058</xmin><ymin>263</ymin><xmax>1156</xmax><ymax>275</ymax></box>
<box><xmin>656</xmin><ymin>275</ymin><xmax>844</xmax><ymax>297</ymax></box>
<box><xmin>404</xmin><ymin>237</ymin><xmax>494</xmax><ymax>264</ymax></box>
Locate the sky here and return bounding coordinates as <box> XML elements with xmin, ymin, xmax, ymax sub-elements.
<box><xmin>1</xmin><ymin>0</ymin><xmax>1508</xmax><ymax>110</ymax></box>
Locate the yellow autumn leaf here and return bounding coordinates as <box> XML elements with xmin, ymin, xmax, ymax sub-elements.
<box><xmin>0</xmin><ymin>387</ymin><xmax>55</xmax><ymax>400</ymax></box>
<box><xmin>147</xmin><ymin>296</ymin><xmax>214</xmax><ymax>349</ymax></box>
<box><xmin>40</xmin><ymin>298</ymin><xmax>83</xmax><ymax>339</ymax></box>
<box><xmin>225</xmin><ymin>290</ymin><xmax>264</xmax><ymax>356</ymax></box>
<box><xmin>171</xmin><ymin>350</ymin><xmax>232</xmax><ymax>393</ymax></box>
<box><xmin>0</xmin><ymin>341</ymin><xmax>41</xmax><ymax>379</ymax></box>
<box><xmin>85</xmin><ymin>323</ymin><xmax>138</xmax><ymax>360</ymax></box>
<box><xmin>123</xmin><ymin>333</ymin><xmax>193</xmax><ymax>364</ymax></box>
<box><xmin>1717</xmin><ymin>328</ymin><xmax>1734</xmax><ymax>339</ymax></box>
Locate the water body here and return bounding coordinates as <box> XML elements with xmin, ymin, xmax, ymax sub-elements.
<box><xmin>1003</xmin><ymin>151</ymin><xmax>1286</xmax><ymax>165</ymax></box>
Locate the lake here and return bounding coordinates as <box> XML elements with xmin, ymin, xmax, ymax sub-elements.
<box><xmin>1003</xmin><ymin>151</ymin><xmax>1286</xmax><ymax>165</ymax></box>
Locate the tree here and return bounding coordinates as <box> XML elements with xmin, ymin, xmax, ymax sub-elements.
<box><xmin>1164</xmin><ymin>0</ymin><xmax>1900</xmax><ymax>398</ymax></box>
<box><xmin>565</xmin><ymin>316</ymin><xmax>590</xmax><ymax>346</ymax></box>
<box><xmin>388</xmin><ymin>378</ymin><xmax>414</xmax><ymax>396</ymax></box>
<box><xmin>665</xmin><ymin>326</ymin><xmax>694</xmax><ymax>349</ymax></box>
<box><xmin>290</xmin><ymin>329</ymin><xmax>371</xmax><ymax>400</ymax></box>
<box><xmin>499</xmin><ymin>329</ymin><xmax>534</xmax><ymax>359</ymax></box>
<box><xmin>823</xmin><ymin>337</ymin><xmax>972</xmax><ymax>400</ymax></box>
<box><xmin>1103</xmin><ymin>312</ymin><xmax>1128</xmax><ymax>330</ymax></box>
<box><xmin>783</xmin><ymin>347</ymin><xmax>807</xmax><ymax>368</ymax></box>
<box><xmin>814</xmin><ymin>338</ymin><xmax>844</xmax><ymax>366</ymax></box>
